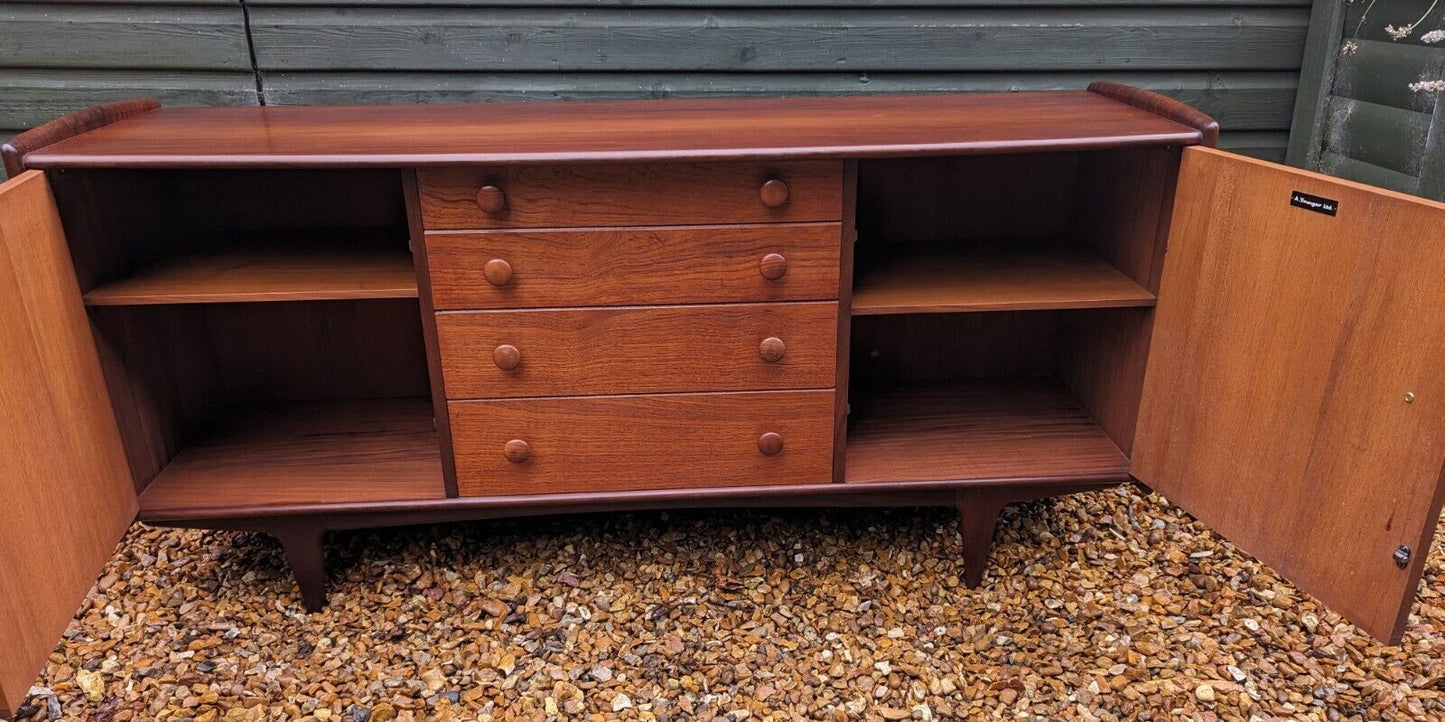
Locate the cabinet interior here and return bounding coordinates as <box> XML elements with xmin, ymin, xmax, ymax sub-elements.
<box><xmin>50</xmin><ymin>169</ymin><xmax>445</xmax><ymax>513</ymax></box>
<box><xmin>846</xmin><ymin>147</ymin><xmax>1179</xmax><ymax>484</ymax></box>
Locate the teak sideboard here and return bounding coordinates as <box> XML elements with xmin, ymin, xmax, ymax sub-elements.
<box><xmin>2</xmin><ymin>84</ymin><xmax>1443</xmax><ymax>710</ymax></box>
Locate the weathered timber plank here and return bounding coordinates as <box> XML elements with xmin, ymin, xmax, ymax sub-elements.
<box><xmin>1332</xmin><ymin>39</ymin><xmax>1444</xmax><ymax>112</ymax></box>
<box><xmin>261</xmin><ymin>71</ymin><xmax>1298</xmax><ymax>131</ymax></box>
<box><xmin>1218</xmin><ymin>130</ymin><xmax>1289</xmax><ymax>161</ymax></box>
<box><xmin>1318</xmin><ymin>150</ymin><xmax>1420</xmax><ymax>194</ymax></box>
<box><xmin>248</xmin><ymin>0</ymin><xmax>1309</xmax><ymax>5</ymax></box>
<box><xmin>0</xmin><ymin>4</ymin><xmax>251</xmax><ymax>70</ymax></box>
<box><xmin>248</xmin><ymin>8</ymin><xmax>1309</xmax><ymax>72</ymax></box>
<box><xmin>0</xmin><ymin>70</ymin><xmax>257</xmax><ymax>130</ymax></box>
<box><xmin>1321</xmin><ymin>96</ymin><xmax>1432</xmax><ymax>178</ymax></box>
<box><xmin>7</xmin><ymin>0</ymin><xmax>234</xmax><ymax>4</ymax></box>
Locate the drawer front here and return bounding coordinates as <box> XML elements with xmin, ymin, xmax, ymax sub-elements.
<box><xmin>450</xmin><ymin>390</ymin><xmax>835</xmax><ymax>496</ymax></box>
<box><xmin>416</xmin><ymin>161</ymin><xmax>843</xmax><ymax>229</ymax></box>
<box><xmin>425</xmin><ymin>223</ymin><xmax>841</xmax><ymax>310</ymax></box>
<box><xmin>437</xmin><ymin>302</ymin><xmax>837</xmax><ymax>398</ymax></box>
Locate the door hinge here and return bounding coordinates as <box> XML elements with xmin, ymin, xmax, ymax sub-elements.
<box><xmin>1393</xmin><ymin>545</ymin><xmax>1412</xmax><ymax>569</ymax></box>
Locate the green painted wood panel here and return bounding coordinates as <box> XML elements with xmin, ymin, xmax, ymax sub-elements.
<box><xmin>0</xmin><ymin>70</ymin><xmax>258</xmax><ymax>132</ymax></box>
<box><xmin>247</xmin><ymin>0</ymin><xmax>1308</xmax><ymax>5</ymax></box>
<box><xmin>0</xmin><ymin>4</ymin><xmax>251</xmax><ymax>69</ymax></box>
<box><xmin>246</xmin><ymin>8</ymin><xmax>1308</xmax><ymax>72</ymax></box>
<box><xmin>261</xmin><ymin>71</ymin><xmax>1297</xmax><ymax>128</ymax></box>
<box><xmin>1288</xmin><ymin>0</ymin><xmax>1445</xmax><ymax>198</ymax></box>
<box><xmin>3</xmin><ymin>0</ymin><xmax>1305</xmax><ymax>169</ymax></box>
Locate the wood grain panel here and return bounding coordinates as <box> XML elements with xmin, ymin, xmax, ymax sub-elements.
<box><xmin>849</xmin><ymin>311</ymin><xmax>1060</xmax><ymax>386</ymax></box>
<box><xmin>450</xmin><ymin>390</ymin><xmax>835</xmax><ymax>496</ymax></box>
<box><xmin>258</xmin><ymin>71</ymin><xmax>1298</xmax><ymax>133</ymax></box>
<box><xmin>0</xmin><ymin>4</ymin><xmax>251</xmax><ymax>70</ymax></box>
<box><xmin>0</xmin><ymin>172</ymin><xmax>136</xmax><ymax>717</ymax></box>
<box><xmin>245</xmin><ymin>7</ymin><xmax>1305</xmax><ymax>72</ymax></box>
<box><xmin>404</xmin><ymin>170</ymin><xmax>461</xmax><ymax>497</ymax></box>
<box><xmin>250</xmin><ymin>0</ymin><xmax>1310</xmax><ymax>7</ymax></box>
<box><xmin>425</xmin><ymin>223</ymin><xmax>840</xmax><ymax>310</ymax></box>
<box><xmin>23</xmin><ymin>92</ymin><xmax>1206</xmax><ymax>168</ymax></box>
<box><xmin>1059</xmin><ymin>307</ymin><xmax>1155</xmax><ymax>457</ymax></box>
<box><xmin>3</xmin><ymin>98</ymin><xmax>157</xmax><ymax>178</ymax></box>
<box><xmin>0</xmin><ymin>71</ymin><xmax>255</xmax><ymax>162</ymax></box>
<box><xmin>88</xmin><ymin>299</ymin><xmax>432</xmax><ymax>491</ymax></box>
<box><xmin>1133</xmin><ymin>147</ymin><xmax>1445</xmax><ymax>643</ymax></box>
<box><xmin>851</xmin><ymin>245</ymin><xmax>1155</xmax><ymax>315</ymax></box>
<box><xmin>845</xmin><ymin>379</ymin><xmax>1129</xmax><ymax>485</ymax></box>
<box><xmin>417</xmin><ymin>161</ymin><xmax>842</xmax><ymax>229</ymax></box>
<box><xmin>137</xmin><ymin>399</ymin><xmax>446</xmax><ymax>521</ymax></box>
<box><xmin>437</xmin><ymin>302</ymin><xmax>837</xmax><ymax>398</ymax></box>
<box><xmin>82</xmin><ymin>244</ymin><xmax>418</xmax><ymax>305</ymax></box>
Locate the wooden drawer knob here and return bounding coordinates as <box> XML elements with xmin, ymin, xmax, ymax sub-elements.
<box><xmin>759</xmin><ymin>179</ymin><xmax>789</xmax><ymax>208</ymax></box>
<box><xmin>504</xmin><ymin>438</ymin><xmax>531</xmax><ymax>463</ymax></box>
<box><xmin>476</xmin><ymin>185</ymin><xmax>506</xmax><ymax>213</ymax></box>
<box><xmin>759</xmin><ymin>337</ymin><xmax>786</xmax><ymax>363</ymax></box>
<box><xmin>493</xmin><ymin>344</ymin><xmax>521</xmax><ymax>370</ymax></box>
<box><xmin>483</xmin><ymin>258</ymin><xmax>513</xmax><ymax>286</ymax></box>
<box><xmin>759</xmin><ymin>253</ymin><xmax>787</xmax><ymax>280</ymax></box>
<box><xmin>758</xmin><ymin>432</ymin><xmax>784</xmax><ymax>456</ymax></box>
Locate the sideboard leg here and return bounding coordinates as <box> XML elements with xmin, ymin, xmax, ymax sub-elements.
<box><xmin>955</xmin><ymin>489</ymin><xmax>1011</xmax><ymax>588</ymax></box>
<box><xmin>272</xmin><ymin>527</ymin><xmax>328</xmax><ymax>612</ymax></box>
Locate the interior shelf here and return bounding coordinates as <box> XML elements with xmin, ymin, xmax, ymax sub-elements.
<box><xmin>137</xmin><ymin>398</ymin><xmax>446</xmax><ymax>519</ymax></box>
<box><xmin>83</xmin><ymin>237</ymin><xmax>417</xmax><ymax>306</ymax></box>
<box><xmin>844</xmin><ymin>378</ymin><xmax>1130</xmax><ymax>485</ymax></box>
<box><xmin>851</xmin><ymin>245</ymin><xmax>1155</xmax><ymax>315</ymax></box>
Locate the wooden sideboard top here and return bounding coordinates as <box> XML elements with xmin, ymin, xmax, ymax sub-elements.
<box><xmin>21</xmin><ymin>89</ymin><xmax>1208</xmax><ymax>169</ymax></box>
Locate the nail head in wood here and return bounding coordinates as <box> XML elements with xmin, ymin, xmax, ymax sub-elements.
<box><xmin>483</xmin><ymin>258</ymin><xmax>513</xmax><ymax>286</ymax></box>
<box><xmin>757</xmin><ymin>432</ymin><xmax>784</xmax><ymax>455</ymax></box>
<box><xmin>475</xmin><ymin>184</ymin><xmax>506</xmax><ymax>213</ymax></box>
<box><xmin>759</xmin><ymin>253</ymin><xmax>788</xmax><ymax>280</ymax></box>
<box><xmin>759</xmin><ymin>336</ymin><xmax>786</xmax><ymax>363</ymax></box>
<box><xmin>759</xmin><ymin>178</ymin><xmax>789</xmax><ymax>208</ymax></box>
<box><xmin>504</xmin><ymin>438</ymin><xmax>531</xmax><ymax>463</ymax></box>
<box><xmin>493</xmin><ymin>344</ymin><xmax>521</xmax><ymax>370</ymax></box>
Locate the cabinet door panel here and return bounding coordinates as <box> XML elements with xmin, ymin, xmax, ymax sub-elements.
<box><xmin>0</xmin><ymin>172</ymin><xmax>136</xmax><ymax>714</ymax></box>
<box><xmin>1134</xmin><ymin>147</ymin><xmax>1445</xmax><ymax>643</ymax></box>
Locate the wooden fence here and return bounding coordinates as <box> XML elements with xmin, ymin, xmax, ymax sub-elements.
<box><xmin>2</xmin><ymin>0</ymin><xmax>1313</xmax><ymax>160</ymax></box>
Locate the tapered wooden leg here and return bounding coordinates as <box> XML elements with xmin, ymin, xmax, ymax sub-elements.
<box><xmin>956</xmin><ymin>489</ymin><xmax>1012</xmax><ymax>588</ymax></box>
<box><xmin>273</xmin><ymin>527</ymin><xmax>328</xmax><ymax>612</ymax></box>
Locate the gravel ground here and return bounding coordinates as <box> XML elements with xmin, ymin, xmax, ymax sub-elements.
<box><xmin>15</xmin><ymin>485</ymin><xmax>1445</xmax><ymax>721</ymax></box>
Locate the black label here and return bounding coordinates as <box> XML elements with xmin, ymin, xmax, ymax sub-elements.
<box><xmin>1290</xmin><ymin>190</ymin><xmax>1338</xmax><ymax>216</ymax></box>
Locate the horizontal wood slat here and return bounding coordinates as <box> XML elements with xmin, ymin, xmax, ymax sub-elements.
<box><xmin>450</xmin><ymin>389</ymin><xmax>836</xmax><ymax>496</ymax></box>
<box><xmin>436</xmin><ymin>302</ymin><xmax>838</xmax><ymax>399</ymax></box>
<box><xmin>417</xmin><ymin>161</ymin><xmax>843</xmax><ymax>228</ymax></box>
<box><xmin>1331</xmin><ymin>39</ymin><xmax>1444</xmax><ymax>113</ymax></box>
<box><xmin>261</xmin><ymin>71</ymin><xmax>1298</xmax><ymax>131</ymax></box>
<box><xmin>1317</xmin><ymin>150</ymin><xmax>1421</xmax><ymax>195</ymax></box>
<box><xmin>249</xmin><ymin>0</ymin><xmax>1310</xmax><ymax>6</ymax></box>
<box><xmin>1217</xmin><ymin>130</ymin><xmax>1289</xmax><ymax>162</ymax></box>
<box><xmin>1322</xmin><ymin>97</ymin><xmax>1432</xmax><ymax>179</ymax></box>
<box><xmin>247</xmin><ymin>8</ymin><xmax>1309</xmax><ymax>72</ymax></box>
<box><xmin>426</xmin><ymin>223</ymin><xmax>841</xmax><ymax>310</ymax></box>
<box><xmin>0</xmin><ymin>70</ymin><xmax>256</xmax><ymax>133</ymax></box>
<box><xmin>0</xmin><ymin>4</ymin><xmax>251</xmax><ymax>70</ymax></box>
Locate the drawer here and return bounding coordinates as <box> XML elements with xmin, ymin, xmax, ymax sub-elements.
<box><xmin>416</xmin><ymin>161</ymin><xmax>843</xmax><ymax>229</ymax></box>
<box><xmin>449</xmin><ymin>389</ymin><xmax>835</xmax><ymax>496</ymax></box>
<box><xmin>437</xmin><ymin>302</ymin><xmax>837</xmax><ymax>398</ymax></box>
<box><xmin>425</xmin><ymin>223</ymin><xmax>842</xmax><ymax>310</ymax></box>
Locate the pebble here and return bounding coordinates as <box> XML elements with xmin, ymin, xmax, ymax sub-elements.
<box><xmin>23</xmin><ymin>488</ymin><xmax>1445</xmax><ymax>719</ymax></box>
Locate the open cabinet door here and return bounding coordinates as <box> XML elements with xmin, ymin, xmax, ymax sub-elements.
<box><xmin>0</xmin><ymin>171</ymin><xmax>136</xmax><ymax>715</ymax></box>
<box><xmin>1133</xmin><ymin>147</ymin><xmax>1445</xmax><ymax>643</ymax></box>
